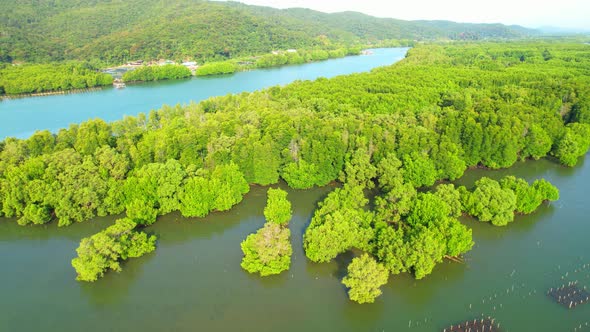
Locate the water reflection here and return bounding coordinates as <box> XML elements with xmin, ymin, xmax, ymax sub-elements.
<box><xmin>79</xmin><ymin>251</ymin><xmax>156</xmax><ymax>307</ymax></box>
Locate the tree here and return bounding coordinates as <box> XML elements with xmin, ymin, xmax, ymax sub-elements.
<box><xmin>179</xmin><ymin>175</ymin><xmax>214</xmax><ymax>218</ymax></box>
<box><xmin>406</xmin><ymin>225</ymin><xmax>446</xmax><ymax>279</ymax></box>
<box><xmin>241</xmin><ymin>223</ymin><xmax>292</xmax><ymax>276</ymax></box>
<box><xmin>500</xmin><ymin>176</ymin><xmax>559</xmax><ymax>214</ymax></box>
<box><xmin>263</xmin><ymin>188</ymin><xmax>292</xmax><ymax>225</ymax></box>
<box><xmin>553</xmin><ymin>123</ymin><xmax>590</xmax><ymax>167</ymax></box>
<box><xmin>440</xmin><ymin>218</ymin><xmax>473</xmax><ymax>257</ymax></box>
<box><xmin>402</xmin><ymin>152</ymin><xmax>438</xmax><ymax>188</ymax></box>
<box><xmin>462</xmin><ymin>177</ymin><xmax>517</xmax><ymax>226</ymax></box>
<box><xmin>339</xmin><ymin>145</ymin><xmax>376</xmax><ymax>188</ymax></box>
<box><xmin>71</xmin><ymin>218</ymin><xmax>156</xmax><ymax>282</ymax></box>
<box><xmin>434</xmin><ymin>184</ymin><xmax>463</xmax><ymax>218</ymax></box>
<box><xmin>374</xmin><ymin>224</ymin><xmax>409</xmax><ymax>274</ymax></box>
<box><xmin>522</xmin><ymin>125</ymin><xmax>552</xmax><ymax>160</ymax></box>
<box><xmin>342</xmin><ymin>254</ymin><xmax>389</xmax><ymax>304</ymax></box>
<box><xmin>304</xmin><ymin>185</ymin><xmax>374</xmax><ymax>262</ymax></box>
<box><xmin>74</xmin><ymin>119</ymin><xmax>112</xmax><ymax>156</ymax></box>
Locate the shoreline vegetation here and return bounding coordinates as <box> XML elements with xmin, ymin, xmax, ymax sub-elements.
<box><xmin>1</xmin><ymin>41</ymin><xmax>589</xmax><ymax>302</ymax></box>
<box><xmin>0</xmin><ymin>43</ymin><xmax>404</xmax><ymax>98</ymax></box>
<box><xmin>0</xmin><ymin>63</ymin><xmax>113</xmax><ymax>97</ymax></box>
<box><xmin>0</xmin><ymin>86</ymin><xmax>104</xmax><ymax>100</ymax></box>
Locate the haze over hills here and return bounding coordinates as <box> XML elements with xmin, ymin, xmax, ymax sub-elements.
<box><xmin>0</xmin><ymin>0</ymin><xmax>538</xmax><ymax>64</ymax></box>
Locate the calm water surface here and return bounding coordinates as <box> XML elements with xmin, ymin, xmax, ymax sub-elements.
<box><xmin>0</xmin><ymin>156</ymin><xmax>589</xmax><ymax>331</ymax></box>
<box><xmin>0</xmin><ymin>48</ymin><xmax>408</xmax><ymax>139</ymax></box>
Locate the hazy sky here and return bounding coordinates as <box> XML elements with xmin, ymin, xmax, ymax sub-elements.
<box><xmin>232</xmin><ymin>0</ymin><xmax>590</xmax><ymax>30</ymax></box>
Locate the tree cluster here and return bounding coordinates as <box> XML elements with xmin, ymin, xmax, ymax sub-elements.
<box><xmin>241</xmin><ymin>188</ymin><xmax>293</xmax><ymax>276</ymax></box>
<box><xmin>461</xmin><ymin>176</ymin><xmax>559</xmax><ymax>226</ymax></box>
<box><xmin>71</xmin><ymin>218</ymin><xmax>156</xmax><ymax>282</ymax></box>
<box><xmin>195</xmin><ymin>62</ymin><xmax>238</xmax><ymax>76</ymax></box>
<box><xmin>0</xmin><ymin>63</ymin><xmax>113</xmax><ymax>95</ymax></box>
<box><xmin>122</xmin><ymin>64</ymin><xmax>191</xmax><ymax>82</ymax></box>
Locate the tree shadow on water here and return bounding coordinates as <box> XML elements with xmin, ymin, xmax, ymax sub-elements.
<box><xmin>78</xmin><ymin>251</ymin><xmax>156</xmax><ymax>308</ymax></box>
<box><xmin>242</xmin><ymin>268</ymin><xmax>290</xmax><ymax>288</ymax></box>
<box><xmin>341</xmin><ymin>297</ymin><xmax>386</xmax><ymax>329</ymax></box>
<box><xmin>333</xmin><ymin>251</ymin><xmax>356</xmax><ymax>280</ymax></box>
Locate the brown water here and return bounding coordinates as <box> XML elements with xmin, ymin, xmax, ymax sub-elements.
<box><xmin>1</xmin><ymin>156</ymin><xmax>589</xmax><ymax>332</ymax></box>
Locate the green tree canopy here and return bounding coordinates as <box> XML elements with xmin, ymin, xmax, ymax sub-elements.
<box><xmin>241</xmin><ymin>222</ymin><xmax>292</xmax><ymax>276</ymax></box>
<box><xmin>342</xmin><ymin>254</ymin><xmax>389</xmax><ymax>304</ymax></box>
<box><xmin>71</xmin><ymin>218</ymin><xmax>156</xmax><ymax>282</ymax></box>
<box><xmin>263</xmin><ymin>188</ymin><xmax>292</xmax><ymax>225</ymax></box>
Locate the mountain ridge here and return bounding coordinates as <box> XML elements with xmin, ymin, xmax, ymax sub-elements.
<box><xmin>0</xmin><ymin>0</ymin><xmax>538</xmax><ymax>64</ymax></box>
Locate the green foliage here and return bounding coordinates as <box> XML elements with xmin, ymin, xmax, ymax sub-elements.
<box><xmin>19</xmin><ymin>203</ymin><xmax>51</xmax><ymax>225</ymax></box>
<box><xmin>281</xmin><ymin>160</ymin><xmax>321</xmax><ymax>189</ymax></box>
<box><xmin>340</xmin><ymin>145</ymin><xmax>377</xmax><ymax>189</ymax></box>
<box><xmin>373</xmin><ymin>184</ymin><xmax>472</xmax><ymax>280</ymax></box>
<box><xmin>195</xmin><ymin>62</ymin><xmax>237</xmax><ymax>76</ymax></box>
<box><xmin>376</xmin><ymin>153</ymin><xmax>403</xmax><ymax>192</ymax></box>
<box><xmin>0</xmin><ymin>63</ymin><xmax>112</xmax><ymax>95</ymax></box>
<box><xmin>263</xmin><ymin>188</ymin><xmax>292</xmax><ymax>225</ymax></box>
<box><xmin>74</xmin><ymin>119</ymin><xmax>112</xmax><ymax>156</ymax></box>
<box><xmin>374</xmin><ymin>225</ymin><xmax>408</xmax><ymax>274</ymax></box>
<box><xmin>553</xmin><ymin>123</ymin><xmax>590</xmax><ymax>167</ymax></box>
<box><xmin>303</xmin><ymin>184</ymin><xmax>374</xmax><ymax>262</ymax></box>
<box><xmin>500</xmin><ymin>176</ymin><xmax>559</xmax><ymax>214</ymax></box>
<box><xmin>405</xmin><ymin>225</ymin><xmax>447</xmax><ymax>279</ymax></box>
<box><xmin>71</xmin><ymin>218</ymin><xmax>156</xmax><ymax>282</ymax></box>
<box><xmin>461</xmin><ymin>176</ymin><xmax>559</xmax><ymax>226</ymax></box>
<box><xmin>254</xmin><ymin>48</ymin><xmax>352</xmax><ymax>69</ymax></box>
<box><xmin>342</xmin><ymin>254</ymin><xmax>389</xmax><ymax>304</ymax></box>
<box><xmin>240</xmin><ymin>222</ymin><xmax>292</xmax><ymax>276</ymax></box>
<box><xmin>462</xmin><ymin>177</ymin><xmax>517</xmax><ymax>226</ymax></box>
<box><xmin>124</xmin><ymin>159</ymin><xmax>186</xmax><ymax>224</ymax></box>
<box><xmin>522</xmin><ymin>125</ymin><xmax>552</xmax><ymax>160</ymax></box>
<box><xmin>402</xmin><ymin>152</ymin><xmax>438</xmax><ymax>188</ymax></box>
<box><xmin>179</xmin><ymin>163</ymin><xmax>250</xmax><ymax>218</ymax></box>
<box><xmin>122</xmin><ymin>64</ymin><xmax>191</xmax><ymax>82</ymax></box>
<box><xmin>178</xmin><ymin>176</ymin><xmax>214</xmax><ymax>218</ymax></box>
<box><xmin>434</xmin><ymin>184</ymin><xmax>463</xmax><ymax>218</ymax></box>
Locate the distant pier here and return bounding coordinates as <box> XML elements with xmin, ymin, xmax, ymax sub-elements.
<box><xmin>1</xmin><ymin>87</ymin><xmax>103</xmax><ymax>100</ymax></box>
<box><xmin>443</xmin><ymin>317</ymin><xmax>500</xmax><ymax>332</ymax></box>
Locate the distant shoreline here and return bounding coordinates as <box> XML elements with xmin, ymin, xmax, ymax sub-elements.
<box><xmin>1</xmin><ymin>87</ymin><xmax>104</xmax><ymax>101</ymax></box>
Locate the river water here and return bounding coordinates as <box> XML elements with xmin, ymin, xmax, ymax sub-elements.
<box><xmin>1</xmin><ymin>47</ymin><xmax>589</xmax><ymax>331</ymax></box>
<box><xmin>0</xmin><ymin>157</ymin><xmax>589</xmax><ymax>331</ymax></box>
<box><xmin>0</xmin><ymin>48</ymin><xmax>408</xmax><ymax>140</ymax></box>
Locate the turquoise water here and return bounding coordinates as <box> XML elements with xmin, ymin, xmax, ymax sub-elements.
<box><xmin>0</xmin><ymin>48</ymin><xmax>408</xmax><ymax>139</ymax></box>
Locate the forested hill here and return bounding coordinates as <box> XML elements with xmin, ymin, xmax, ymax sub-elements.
<box><xmin>0</xmin><ymin>0</ymin><xmax>537</xmax><ymax>64</ymax></box>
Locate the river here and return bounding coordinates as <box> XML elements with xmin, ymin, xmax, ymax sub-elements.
<box><xmin>0</xmin><ymin>48</ymin><xmax>408</xmax><ymax>140</ymax></box>
<box><xmin>0</xmin><ymin>157</ymin><xmax>589</xmax><ymax>331</ymax></box>
<box><xmin>1</xmin><ymin>47</ymin><xmax>590</xmax><ymax>331</ymax></box>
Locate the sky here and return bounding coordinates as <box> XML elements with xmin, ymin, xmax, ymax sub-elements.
<box><xmin>231</xmin><ymin>0</ymin><xmax>590</xmax><ymax>30</ymax></box>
